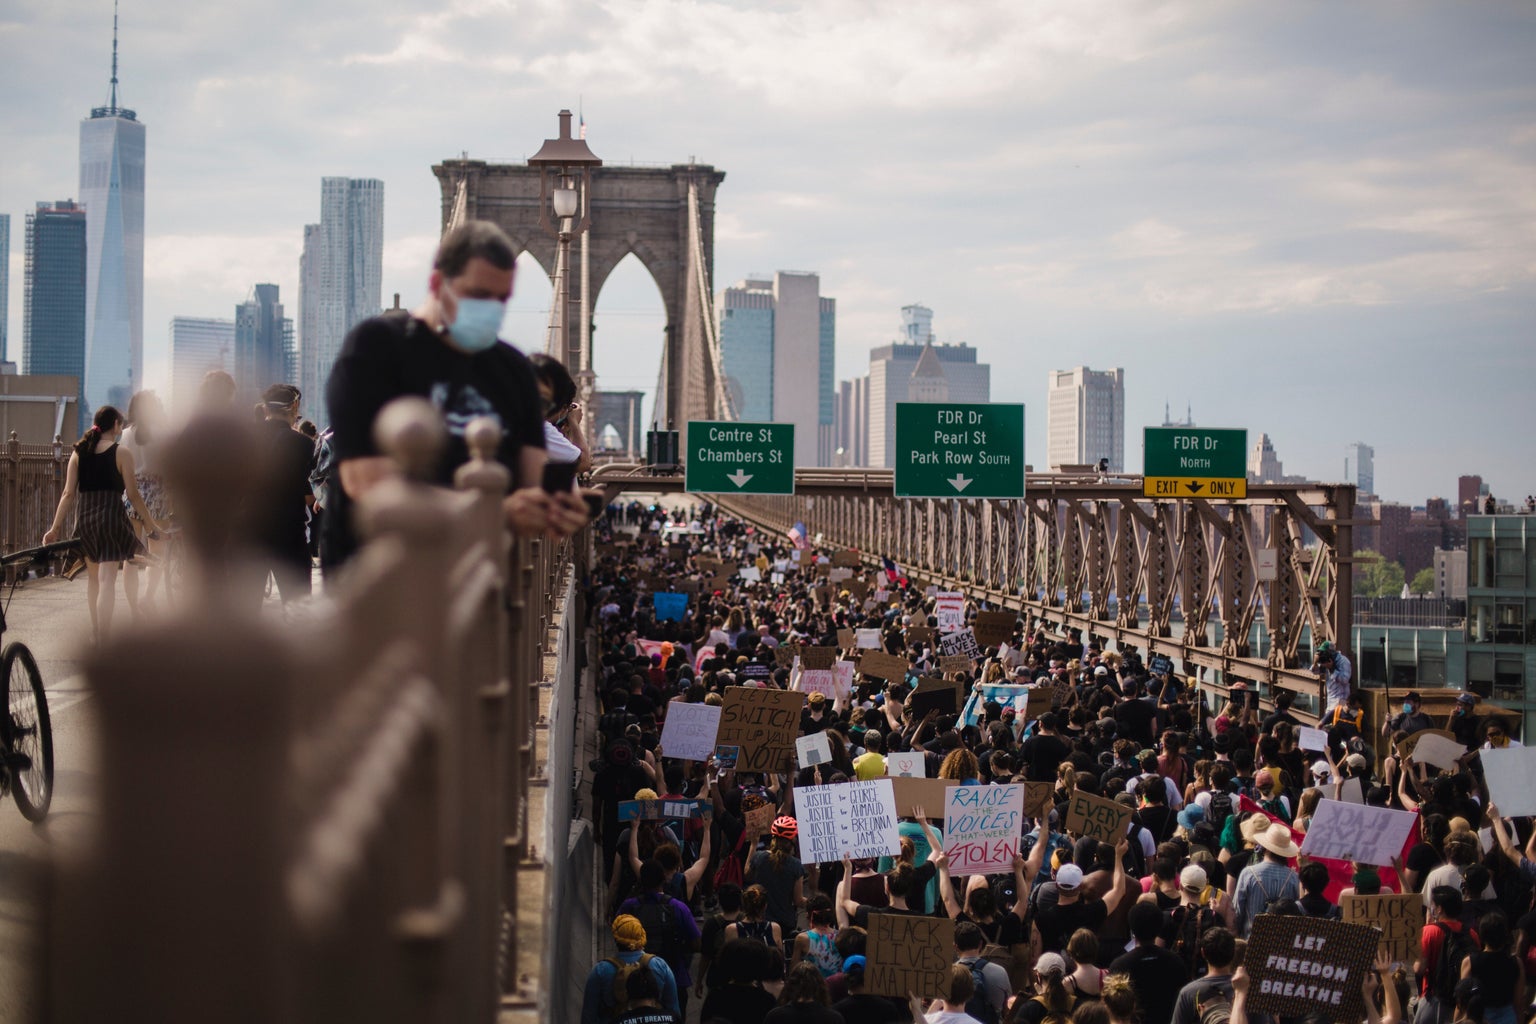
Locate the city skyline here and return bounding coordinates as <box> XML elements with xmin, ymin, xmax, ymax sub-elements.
<box><xmin>1</xmin><ymin>1</ymin><xmax>1532</xmax><ymax>503</ymax></box>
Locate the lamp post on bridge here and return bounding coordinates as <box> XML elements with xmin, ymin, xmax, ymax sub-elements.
<box><xmin>528</xmin><ymin>109</ymin><xmax>602</xmax><ymax>407</ymax></box>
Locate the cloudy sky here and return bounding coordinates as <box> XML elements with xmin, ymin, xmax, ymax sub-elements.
<box><xmin>2</xmin><ymin>0</ymin><xmax>1532</xmax><ymax>505</ymax></box>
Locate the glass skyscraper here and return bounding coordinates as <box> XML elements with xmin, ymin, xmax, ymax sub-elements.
<box><xmin>79</xmin><ymin>14</ymin><xmax>145</xmax><ymax>415</ymax></box>
<box><xmin>0</xmin><ymin>214</ymin><xmax>10</xmax><ymax>364</ymax></box>
<box><xmin>23</xmin><ymin>202</ymin><xmax>88</xmax><ymax>432</ymax></box>
<box><xmin>300</xmin><ymin>178</ymin><xmax>384</xmax><ymax>428</ymax></box>
<box><xmin>235</xmin><ymin>283</ymin><xmax>294</xmax><ymax>401</ymax></box>
<box><xmin>169</xmin><ymin>316</ymin><xmax>235</xmax><ymax>415</ymax></box>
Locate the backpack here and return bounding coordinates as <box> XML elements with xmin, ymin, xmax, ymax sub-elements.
<box><xmin>1254</xmin><ymin>872</ymin><xmax>1299</xmax><ymax>915</ymax></box>
<box><xmin>602</xmin><ymin>953</ymin><xmax>655</xmax><ymax>1022</ymax></box>
<box><xmin>1122</xmin><ymin>823</ymin><xmax>1148</xmax><ymax>878</ymax></box>
<box><xmin>960</xmin><ymin>957</ymin><xmax>1000</xmax><ymax>1024</ymax></box>
<box><xmin>1431</xmin><ymin>922</ymin><xmax>1477</xmax><ymax>1003</ymax></box>
<box><xmin>1029</xmin><ymin>995</ymin><xmax>1072</xmax><ymax>1024</ymax></box>
<box><xmin>632</xmin><ymin>896</ymin><xmax>688</xmax><ymax>967</ymax></box>
<box><xmin>308</xmin><ymin>430</ymin><xmax>334</xmax><ymax>510</ymax></box>
<box><xmin>1170</xmin><ymin>904</ymin><xmax>1215</xmax><ymax>974</ymax></box>
<box><xmin>712</xmin><ymin>827</ymin><xmax>746</xmax><ymax>891</ymax></box>
<box><xmin>1207</xmin><ymin>790</ymin><xmax>1235</xmax><ymax>832</ymax></box>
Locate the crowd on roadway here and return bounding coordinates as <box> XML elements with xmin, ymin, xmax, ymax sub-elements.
<box><xmin>581</xmin><ymin>501</ymin><xmax>1536</xmax><ymax>1024</ymax></box>
<box><xmin>40</xmin><ymin>219</ymin><xmax>593</xmax><ymax>641</ymax></box>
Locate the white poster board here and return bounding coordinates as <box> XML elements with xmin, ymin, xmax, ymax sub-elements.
<box><xmin>1482</xmin><ymin>747</ymin><xmax>1536</xmax><ymax>818</ymax></box>
<box><xmin>659</xmin><ymin>701</ymin><xmax>722</xmax><ymax>762</ymax></box>
<box><xmin>796</xmin><ymin>731</ymin><xmax>833</xmax><ymax>769</ymax></box>
<box><xmin>934</xmin><ymin>593</ymin><xmax>966</xmax><ymax>632</ymax></box>
<box><xmin>1410</xmin><ymin>733</ymin><xmax>1467</xmax><ymax>771</ymax></box>
<box><xmin>1298</xmin><ymin>727</ymin><xmax>1328</xmax><ymax>752</ymax></box>
<box><xmin>1299</xmin><ymin>799</ymin><xmax>1417</xmax><ymax>867</ymax></box>
<box><xmin>944</xmin><ymin>784</ymin><xmax>1026</xmax><ymax>875</ymax></box>
<box><xmin>1339</xmin><ymin>776</ymin><xmax>1365</xmax><ymax>804</ymax></box>
<box><xmin>834</xmin><ymin>660</ymin><xmax>856</xmax><ymax>700</ymax></box>
<box><xmin>886</xmin><ymin>752</ymin><xmax>926</xmax><ymax>778</ymax></box>
<box><xmin>798</xmin><ymin>668</ymin><xmax>840</xmax><ymax>701</ymax></box>
<box><xmin>938</xmin><ymin>628</ymin><xmax>980</xmax><ymax>660</ymax></box>
<box><xmin>795</xmin><ymin>780</ymin><xmax>902</xmax><ymax>864</ymax></box>
<box><xmin>739</xmin><ymin>566</ymin><xmax>762</xmax><ymax>582</ymax></box>
<box><xmin>856</xmin><ymin>628</ymin><xmax>882</xmax><ymax>650</ymax></box>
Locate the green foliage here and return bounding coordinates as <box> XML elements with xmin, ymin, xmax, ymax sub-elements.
<box><xmin>1354</xmin><ymin>549</ymin><xmax>1407</xmax><ymax>598</ymax></box>
<box><xmin>1409</xmin><ymin>567</ymin><xmax>1435</xmax><ymax>596</ymax></box>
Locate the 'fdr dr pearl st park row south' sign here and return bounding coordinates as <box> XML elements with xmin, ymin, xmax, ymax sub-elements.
<box><xmin>895</xmin><ymin>403</ymin><xmax>1026</xmax><ymax>499</ymax></box>
<box><xmin>685</xmin><ymin>421</ymin><xmax>796</xmax><ymax>495</ymax></box>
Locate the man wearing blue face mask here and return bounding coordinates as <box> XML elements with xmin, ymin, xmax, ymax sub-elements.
<box><xmin>1384</xmin><ymin>689</ymin><xmax>1433</xmax><ymax>738</ymax></box>
<box><xmin>322</xmin><ymin>220</ymin><xmax>588</xmax><ymax>568</ymax></box>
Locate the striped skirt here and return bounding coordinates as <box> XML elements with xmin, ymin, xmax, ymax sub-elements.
<box><xmin>76</xmin><ymin>489</ymin><xmax>142</xmax><ymax>564</ymax></box>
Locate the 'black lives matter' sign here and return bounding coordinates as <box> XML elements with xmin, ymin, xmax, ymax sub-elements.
<box><xmin>865</xmin><ymin>913</ymin><xmax>955</xmax><ymax>1000</ymax></box>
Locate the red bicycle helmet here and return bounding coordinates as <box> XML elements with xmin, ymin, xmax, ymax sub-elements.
<box><xmin>771</xmin><ymin>815</ymin><xmax>798</xmax><ymax>840</ymax></box>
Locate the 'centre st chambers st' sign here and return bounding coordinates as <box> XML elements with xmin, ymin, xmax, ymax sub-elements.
<box><xmin>895</xmin><ymin>403</ymin><xmax>1026</xmax><ymax>499</ymax></box>
<box><xmin>1143</xmin><ymin>427</ymin><xmax>1248</xmax><ymax>499</ymax></box>
<box><xmin>685</xmin><ymin>421</ymin><xmax>795</xmax><ymax>495</ymax></box>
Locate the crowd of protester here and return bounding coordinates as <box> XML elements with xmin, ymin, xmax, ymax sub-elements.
<box><xmin>580</xmin><ymin>501</ymin><xmax>1536</xmax><ymax>1024</ymax></box>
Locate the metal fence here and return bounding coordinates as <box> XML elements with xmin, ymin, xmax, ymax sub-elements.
<box><xmin>0</xmin><ymin>434</ymin><xmax>68</xmax><ymax>553</ymax></box>
<box><xmin>40</xmin><ymin>401</ymin><xmax>579</xmax><ymax>1023</ymax></box>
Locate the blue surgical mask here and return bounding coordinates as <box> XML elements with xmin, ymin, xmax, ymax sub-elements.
<box><xmin>1403</xmin><ymin>703</ymin><xmax>1413</xmax><ymax>714</ymax></box>
<box><xmin>442</xmin><ymin>287</ymin><xmax>505</xmax><ymax>353</ymax></box>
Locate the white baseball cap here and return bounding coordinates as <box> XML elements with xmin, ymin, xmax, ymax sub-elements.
<box><xmin>1056</xmin><ymin>863</ymin><xmax>1084</xmax><ymax>889</ymax></box>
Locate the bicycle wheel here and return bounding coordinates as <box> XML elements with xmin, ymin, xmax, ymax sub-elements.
<box><xmin>4</xmin><ymin>642</ymin><xmax>53</xmax><ymax>821</ymax></box>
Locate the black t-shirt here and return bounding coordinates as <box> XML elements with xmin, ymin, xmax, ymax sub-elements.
<box><xmin>253</xmin><ymin>419</ymin><xmax>317</xmax><ymax>550</ymax></box>
<box><xmin>1108</xmin><ymin>944</ymin><xmax>1189</xmax><ymax>1024</ymax></box>
<box><xmin>1034</xmin><ymin>896</ymin><xmax>1107</xmax><ymax>953</ymax></box>
<box><xmin>322</xmin><ymin>312</ymin><xmax>545</xmax><ymax>565</ymax></box>
<box><xmin>763</xmin><ymin>1003</ymin><xmax>849</xmax><ymax>1024</ymax></box>
<box><xmin>1113</xmin><ymin>697</ymin><xmax>1159</xmax><ymax>747</ymax></box>
<box><xmin>1021</xmin><ymin>733</ymin><xmax>1071</xmax><ymax>782</ymax></box>
<box><xmin>831</xmin><ymin>993</ymin><xmax>903</xmax><ymax>1024</ymax></box>
<box><xmin>614</xmin><ymin>1008</ymin><xmax>678</xmax><ymax>1024</ymax></box>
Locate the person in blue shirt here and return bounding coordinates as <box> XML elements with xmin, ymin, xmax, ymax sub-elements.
<box><xmin>582</xmin><ymin>915</ymin><xmax>680</xmax><ymax>1024</ymax></box>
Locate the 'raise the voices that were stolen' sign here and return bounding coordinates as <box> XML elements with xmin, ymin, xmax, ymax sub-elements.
<box><xmin>944</xmin><ymin>784</ymin><xmax>1025</xmax><ymax>874</ymax></box>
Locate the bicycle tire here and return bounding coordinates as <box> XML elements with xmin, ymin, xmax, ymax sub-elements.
<box><xmin>4</xmin><ymin>642</ymin><xmax>53</xmax><ymax>821</ymax></box>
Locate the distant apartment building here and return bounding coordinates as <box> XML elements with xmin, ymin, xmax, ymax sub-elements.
<box><xmin>23</xmin><ymin>201</ymin><xmax>88</xmax><ymax>433</ymax></box>
<box><xmin>866</xmin><ymin>345</ymin><xmax>989</xmax><ymax>469</ymax></box>
<box><xmin>717</xmin><ymin>272</ymin><xmax>835</xmax><ymax>467</ymax></box>
<box><xmin>833</xmin><ymin>376</ymin><xmax>869</xmax><ymax>467</ymax></box>
<box><xmin>1435</xmin><ymin>548</ymin><xmax>1468</xmax><ymax>601</ymax></box>
<box><xmin>1346</xmin><ymin>441</ymin><xmax>1375</xmax><ymax>496</ymax></box>
<box><xmin>1046</xmin><ymin>366</ymin><xmax>1124</xmax><ymax>472</ymax></box>
<box><xmin>0</xmin><ymin>214</ymin><xmax>9</xmax><ymax>363</ymax></box>
<box><xmin>234</xmin><ymin>284</ymin><xmax>295</xmax><ymax>402</ymax></box>
<box><xmin>169</xmin><ymin>316</ymin><xmax>235</xmax><ymax>414</ymax></box>
<box><xmin>300</xmin><ymin>178</ymin><xmax>384</xmax><ymax>428</ymax></box>
<box><xmin>1459</xmin><ymin>475</ymin><xmax>1486</xmax><ymax>518</ymax></box>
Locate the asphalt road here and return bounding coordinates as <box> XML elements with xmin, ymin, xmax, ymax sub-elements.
<box><xmin>0</xmin><ymin>572</ymin><xmax>98</xmax><ymax>1024</ymax></box>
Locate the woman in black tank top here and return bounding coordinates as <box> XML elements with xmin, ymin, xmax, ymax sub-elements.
<box><xmin>44</xmin><ymin>406</ymin><xmax>167</xmax><ymax>642</ymax></box>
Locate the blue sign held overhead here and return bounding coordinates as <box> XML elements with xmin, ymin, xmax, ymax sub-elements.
<box><xmin>654</xmin><ymin>591</ymin><xmax>688</xmax><ymax>622</ymax></box>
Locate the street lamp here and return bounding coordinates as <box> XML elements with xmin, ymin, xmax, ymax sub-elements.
<box><xmin>528</xmin><ymin>109</ymin><xmax>601</xmax><ymax>401</ymax></box>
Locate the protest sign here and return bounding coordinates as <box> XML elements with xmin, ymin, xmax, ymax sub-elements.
<box><xmin>718</xmin><ymin>686</ymin><xmax>804</xmax><ymax>772</ymax></box>
<box><xmin>1051</xmin><ymin>677</ymin><xmax>1074</xmax><ymax>708</ymax></box>
<box><xmin>673</xmin><ymin>579</ymin><xmax>701</xmax><ymax>594</ymax></box>
<box><xmin>1395</xmin><ymin>728</ymin><xmax>1456</xmax><ymax>761</ymax></box>
<box><xmin>713</xmin><ymin>745</ymin><xmax>738</xmax><ymax>770</ymax></box>
<box><xmin>1298</xmin><ymin>726</ymin><xmax>1328</xmax><ymax>752</ymax></box>
<box><xmin>659</xmin><ymin>701</ymin><xmax>721</xmax><ymax>761</ymax></box>
<box><xmin>739</xmin><ymin>566</ymin><xmax>762</xmax><ymax>583</ymax></box>
<box><xmin>1481</xmin><ymin>746</ymin><xmax>1536</xmax><ymax>817</ymax></box>
<box><xmin>708</xmin><ymin>571</ymin><xmax>733</xmax><ymax>591</ymax></box>
<box><xmin>887</xmin><ymin>752</ymin><xmax>926</xmax><ymax>778</ymax></box>
<box><xmin>874</xmin><ymin>587</ymin><xmax>890</xmax><ymax>603</ymax></box>
<box><xmin>774</xmin><ymin>647</ymin><xmax>798</xmax><ymax>669</ymax></box>
<box><xmin>795</xmin><ymin>780</ymin><xmax>901</xmax><ymax>863</ymax></box>
<box><xmin>797</xmin><ymin>668</ymin><xmax>840</xmax><ymax>702</ymax></box>
<box><xmin>837</xmin><ymin>628</ymin><xmax>856</xmax><ymax>649</ymax></box>
<box><xmin>834</xmin><ymin>661</ymin><xmax>856</xmax><ymax>699</ymax></box>
<box><xmin>939</xmin><ymin>656</ymin><xmax>972</xmax><ymax>676</ymax></box>
<box><xmin>972</xmin><ymin>611</ymin><xmax>1017</xmax><ymax>648</ymax></box>
<box><xmin>855</xmin><ymin>628</ymin><xmax>883</xmax><ymax>650</ymax></box>
<box><xmin>848</xmin><ymin>579</ymin><xmax>868</xmax><ymax>601</ymax></box>
<box><xmin>1148</xmin><ymin>653</ymin><xmax>1174</xmax><ymax>677</ymax></box>
<box><xmin>833</xmin><ymin>550</ymin><xmax>863</xmax><ymax>568</ymax></box>
<box><xmin>1341</xmin><ymin>893</ymin><xmax>1423</xmax><ymax>964</ymax></box>
<box><xmin>939</xmin><ymin>628</ymin><xmax>981</xmax><ymax>661</ymax></box>
<box><xmin>865</xmin><ymin>913</ymin><xmax>956</xmax><ymax>999</ymax></box>
<box><xmin>695</xmin><ymin>555</ymin><xmax>722</xmax><ymax>571</ymax></box>
<box><xmin>944</xmin><ymin>784</ymin><xmax>1026</xmax><ymax>874</ymax></box>
<box><xmin>891</xmin><ymin>777</ymin><xmax>958</xmax><ymax>818</ymax></box>
<box><xmin>618</xmin><ymin>798</ymin><xmax>712</xmax><ymax>822</ymax></box>
<box><xmin>906</xmin><ymin>625</ymin><xmax>933</xmax><ymax>646</ymax></box>
<box><xmin>1406</xmin><ymin>731</ymin><xmax>1467</xmax><ymax>771</ymax></box>
<box><xmin>1065</xmin><ymin>790</ymin><xmax>1132</xmax><ymax>842</ymax></box>
<box><xmin>796</xmin><ymin>731</ymin><xmax>833</xmax><ymax>770</ymax></box>
<box><xmin>1244</xmin><ymin>915</ymin><xmax>1378</xmax><ymax>1022</ymax></box>
<box><xmin>914</xmin><ymin>675</ymin><xmax>965</xmax><ymax>708</ymax></box>
<box><xmin>770</xmin><ymin>571</ymin><xmax>785</xmax><ymax>585</ymax></box>
<box><xmin>1024</xmin><ymin>782</ymin><xmax>1054</xmax><ymax>820</ymax></box>
<box><xmin>790</xmin><ymin>548</ymin><xmax>802</xmax><ymax>563</ymax></box>
<box><xmin>653</xmin><ymin>591</ymin><xmax>688</xmax><ymax>622</ymax></box>
<box><xmin>858</xmin><ymin>650</ymin><xmax>911</xmax><ymax>682</ymax></box>
<box><xmin>828</xmin><ymin>567</ymin><xmax>854</xmax><ymax>583</ymax></box>
<box><xmin>801</xmin><ymin>646</ymin><xmax>838</xmax><ymax>670</ymax></box>
<box><xmin>1025</xmin><ymin>687</ymin><xmax>1052</xmax><ymax>722</ymax></box>
<box><xmin>934</xmin><ymin>592</ymin><xmax>966</xmax><ymax>632</ymax></box>
<box><xmin>744</xmin><ymin>801</ymin><xmax>774</xmax><ymax>839</ymax></box>
<box><xmin>1338</xmin><ymin>776</ymin><xmax>1364</xmax><ymax>805</ymax></box>
<box><xmin>958</xmin><ymin>683</ymin><xmax>1031</xmax><ymax>727</ymax></box>
<box><xmin>1299</xmin><ymin>799</ymin><xmax>1417</xmax><ymax>867</ymax></box>
<box><xmin>907</xmin><ymin>685</ymin><xmax>957</xmax><ymax>717</ymax></box>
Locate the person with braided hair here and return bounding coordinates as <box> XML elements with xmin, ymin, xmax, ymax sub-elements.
<box><xmin>747</xmin><ymin>816</ymin><xmax>807</xmax><ymax>941</ymax></box>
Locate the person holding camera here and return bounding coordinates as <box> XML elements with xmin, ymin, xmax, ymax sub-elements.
<box><xmin>1311</xmin><ymin>641</ymin><xmax>1353</xmax><ymax>714</ymax></box>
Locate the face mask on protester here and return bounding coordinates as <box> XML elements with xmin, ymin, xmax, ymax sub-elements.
<box><xmin>441</xmin><ymin>285</ymin><xmax>506</xmax><ymax>352</ymax></box>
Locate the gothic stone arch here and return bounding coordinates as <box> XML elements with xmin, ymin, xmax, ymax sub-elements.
<box><xmin>431</xmin><ymin>159</ymin><xmax>726</xmax><ymax>427</ymax></box>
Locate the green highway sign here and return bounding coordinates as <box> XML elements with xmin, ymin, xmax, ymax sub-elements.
<box><xmin>895</xmin><ymin>402</ymin><xmax>1026</xmax><ymax>499</ymax></box>
<box><xmin>1143</xmin><ymin>427</ymin><xmax>1248</xmax><ymax>499</ymax></box>
<box><xmin>685</xmin><ymin>421</ymin><xmax>795</xmax><ymax>495</ymax></box>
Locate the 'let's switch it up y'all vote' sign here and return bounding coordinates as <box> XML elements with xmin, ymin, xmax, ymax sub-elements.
<box><xmin>717</xmin><ymin>686</ymin><xmax>803</xmax><ymax>772</ymax></box>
